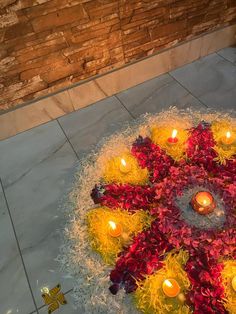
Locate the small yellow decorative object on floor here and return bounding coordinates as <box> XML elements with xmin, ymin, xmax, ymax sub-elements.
<box><xmin>41</xmin><ymin>284</ymin><xmax>67</xmax><ymax>314</ymax></box>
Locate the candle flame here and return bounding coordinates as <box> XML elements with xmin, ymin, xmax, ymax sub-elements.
<box><xmin>164</xmin><ymin>279</ymin><xmax>173</xmax><ymax>288</ymax></box>
<box><xmin>226</xmin><ymin>131</ymin><xmax>231</xmax><ymax>139</ymax></box>
<box><xmin>108</xmin><ymin>221</ymin><xmax>116</xmax><ymax>230</ymax></box>
<box><xmin>203</xmin><ymin>199</ymin><xmax>207</xmax><ymax>205</ymax></box>
<box><xmin>121</xmin><ymin>158</ymin><xmax>127</xmax><ymax>167</ymax></box>
<box><xmin>172</xmin><ymin>129</ymin><xmax>178</xmax><ymax>139</ymax></box>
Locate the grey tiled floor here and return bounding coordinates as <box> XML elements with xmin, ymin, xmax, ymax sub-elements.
<box><xmin>0</xmin><ymin>48</ymin><xmax>235</xmax><ymax>314</ymax></box>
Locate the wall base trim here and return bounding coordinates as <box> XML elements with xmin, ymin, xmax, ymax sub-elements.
<box><xmin>0</xmin><ymin>24</ymin><xmax>235</xmax><ymax>141</ymax></box>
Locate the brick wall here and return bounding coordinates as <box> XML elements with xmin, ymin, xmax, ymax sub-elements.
<box><xmin>0</xmin><ymin>0</ymin><xmax>235</xmax><ymax>112</ymax></box>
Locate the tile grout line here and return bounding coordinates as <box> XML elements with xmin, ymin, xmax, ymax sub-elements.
<box><xmin>56</xmin><ymin>119</ymin><xmax>80</xmax><ymax>160</ymax></box>
<box><xmin>65</xmin><ymin>288</ymin><xmax>73</xmax><ymax>295</ymax></box>
<box><xmin>215</xmin><ymin>51</ymin><xmax>236</xmax><ymax>66</ymax></box>
<box><xmin>168</xmin><ymin>72</ymin><xmax>210</xmax><ymax>109</ymax></box>
<box><xmin>114</xmin><ymin>95</ymin><xmax>136</xmax><ymax>119</ymax></box>
<box><xmin>0</xmin><ymin>178</ymin><xmax>39</xmax><ymax>314</ymax></box>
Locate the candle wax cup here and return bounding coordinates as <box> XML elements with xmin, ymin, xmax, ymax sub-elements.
<box><xmin>232</xmin><ymin>276</ymin><xmax>236</xmax><ymax>292</ymax></box>
<box><xmin>167</xmin><ymin>137</ymin><xmax>179</xmax><ymax>144</ymax></box>
<box><xmin>162</xmin><ymin>279</ymin><xmax>180</xmax><ymax>298</ymax></box>
<box><xmin>221</xmin><ymin>133</ymin><xmax>234</xmax><ymax>146</ymax></box>
<box><xmin>108</xmin><ymin>221</ymin><xmax>123</xmax><ymax>237</ymax></box>
<box><xmin>119</xmin><ymin>158</ymin><xmax>132</xmax><ymax>174</ymax></box>
<box><xmin>167</xmin><ymin>129</ymin><xmax>178</xmax><ymax>145</ymax></box>
<box><xmin>196</xmin><ymin>192</ymin><xmax>212</xmax><ymax>206</ymax></box>
<box><xmin>191</xmin><ymin>191</ymin><xmax>216</xmax><ymax>215</ymax></box>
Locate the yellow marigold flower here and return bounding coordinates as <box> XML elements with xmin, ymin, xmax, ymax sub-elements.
<box><xmin>134</xmin><ymin>250</ymin><xmax>192</xmax><ymax>314</ymax></box>
<box><xmin>87</xmin><ymin>207</ymin><xmax>152</xmax><ymax>265</ymax></box>
<box><xmin>211</xmin><ymin>120</ymin><xmax>236</xmax><ymax>165</ymax></box>
<box><xmin>151</xmin><ymin>127</ymin><xmax>189</xmax><ymax>161</ymax></box>
<box><xmin>221</xmin><ymin>260</ymin><xmax>236</xmax><ymax>313</ymax></box>
<box><xmin>103</xmin><ymin>152</ymin><xmax>149</xmax><ymax>185</ymax></box>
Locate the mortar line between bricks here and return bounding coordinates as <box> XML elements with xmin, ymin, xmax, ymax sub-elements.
<box><xmin>0</xmin><ymin>178</ymin><xmax>39</xmax><ymax>314</ymax></box>
<box><xmin>56</xmin><ymin>119</ymin><xmax>80</xmax><ymax>160</ymax></box>
<box><xmin>168</xmin><ymin>72</ymin><xmax>209</xmax><ymax>109</ymax></box>
<box><xmin>114</xmin><ymin>95</ymin><xmax>136</xmax><ymax>119</ymax></box>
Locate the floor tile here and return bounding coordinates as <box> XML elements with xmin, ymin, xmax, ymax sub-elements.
<box><xmin>217</xmin><ymin>46</ymin><xmax>236</xmax><ymax>64</ymax></box>
<box><xmin>58</xmin><ymin>96</ymin><xmax>133</xmax><ymax>156</ymax></box>
<box><xmin>38</xmin><ymin>290</ymin><xmax>78</xmax><ymax>314</ymax></box>
<box><xmin>0</xmin><ymin>184</ymin><xmax>36</xmax><ymax>314</ymax></box>
<box><xmin>116</xmin><ymin>73</ymin><xmax>205</xmax><ymax>118</ymax></box>
<box><xmin>170</xmin><ymin>53</ymin><xmax>236</xmax><ymax>110</ymax></box>
<box><xmin>0</xmin><ymin>121</ymin><xmax>78</xmax><ymax>308</ymax></box>
<box><xmin>0</xmin><ymin>90</ymin><xmax>74</xmax><ymax>141</ymax></box>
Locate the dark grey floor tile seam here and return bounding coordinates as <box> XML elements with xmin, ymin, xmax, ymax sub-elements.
<box><xmin>114</xmin><ymin>95</ymin><xmax>136</xmax><ymax>119</ymax></box>
<box><xmin>215</xmin><ymin>51</ymin><xmax>236</xmax><ymax>66</ymax></box>
<box><xmin>168</xmin><ymin>72</ymin><xmax>209</xmax><ymax>109</ymax></box>
<box><xmin>0</xmin><ymin>178</ymin><xmax>39</xmax><ymax>314</ymax></box>
<box><xmin>56</xmin><ymin>119</ymin><xmax>80</xmax><ymax>160</ymax></box>
<box><xmin>4</xmin><ymin>139</ymin><xmax>69</xmax><ymax>190</ymax></box>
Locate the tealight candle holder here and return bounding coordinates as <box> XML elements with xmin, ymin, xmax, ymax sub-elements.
<box><xmin>108</xmin><ymin>221</ymin><xmax>123</xmax><ymax>237</ymax></box>
<box><xmin>162</xmin><ymin>278</ymin><xmax>180</xmax><ymax>297</ymax></box>
<box><xmin>119</xmin><ymin>158</ymin><xmax>131</xmax><ymax>174</ymax></box>
<box><xmin>232</xmin><ymin>276</ymin><xmax>236</xmax><ymax>292</ymax></box>
<box><xmin>221</xmin><ymin>131</ymin><xmax>235</xmax><ymax>146</ymax></box>
<box><xmin>191</xmin><ymin>191</ymin><xmax>216</xmax><ymax>215</ymax></box>
<box><xmin>167</xmin><ymin>129</ymin><xmax>179</xmax><ymax>145</ymax></box>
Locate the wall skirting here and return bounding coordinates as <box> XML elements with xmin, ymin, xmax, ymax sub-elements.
<box><xmin>0</xmin><ymin>24</ymin><xmax>235</xmax><ymax>141</ymax></box>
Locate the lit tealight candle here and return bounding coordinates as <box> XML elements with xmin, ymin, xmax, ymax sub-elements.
<box><xmin>162</xmin><ymin>279</ymin><xmax>180</xmax><ymax>297</ymax></box>
<box><xmin>167</xmin><ymin>129</ymin><xmax>179</xmax><ymax>144</ymax></box>
<box><xmin>108</xmin><ymin>220</ymin><xmax>123</xmax><ymax>237</ymax></box>
<box><xmin>221</xmin><ymin>131</ymin><xmax>234</xmax><ymax>146</ymax></box>
<box><xmin>191</xmin><ymin>191</ymin><xmax>216</xmax><ymax>215</ymax></box>
<box><xmin>119</xmin><ymin>158</ymin><xmax>131</xmax><ymax>174</ymax></box>
<box><xmin>232</xmin><ymin>276</ymin><xmax>236</xmax><ymax>292</ymax></box>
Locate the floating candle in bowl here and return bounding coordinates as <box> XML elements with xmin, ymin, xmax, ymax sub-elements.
<box><xmin>191</xmin><ymin>191</ymin><xmax>216</xmax><ymax>215</ymax></box>
<box><xmin>167</xmin><ymin>129</ymin><xmax>178</xmax><ymax>144</ymax></box>
<box><xmin>119</xmin><ymin>158</ymin><xmax>131</xmax><ymax>174</ymax></box>
<box><xmin>108</xmin><ymin>220</ymin><xmax>123</xmax><ymax>237</ymax></box>
<box><xmin>162</xmin><ymin>279</ymin><xmax>180</xmax><ymax>297</ymax></box>
<box><xmin>221</xmin><ymin>131</ymin><xmax>234</xmax><ymax>146</ymax></box>
<box><xmin>232</xmin><ymin>276</ymin><xmax>236</xmax><ymax>292</ymax></box>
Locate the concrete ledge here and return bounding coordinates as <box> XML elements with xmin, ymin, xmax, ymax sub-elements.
<box><xmin>0</xmin><ymin>24</ymin><xmax>235</xmax><ymax>141</ymax></box>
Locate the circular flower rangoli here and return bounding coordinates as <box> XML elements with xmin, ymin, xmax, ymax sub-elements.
<box><xmin>61</xmin><ymin>109</ymin><xmax>236</xmax><ymax>314</ymax></box>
